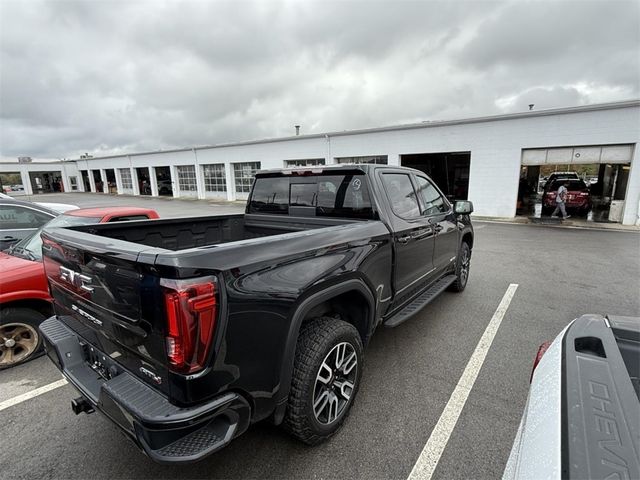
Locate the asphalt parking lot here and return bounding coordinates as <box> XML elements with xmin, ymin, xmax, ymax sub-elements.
<box><xmin>1</xmin><ymin>193</ymin><xmax>639</xmax><ymax>479</ymax></box>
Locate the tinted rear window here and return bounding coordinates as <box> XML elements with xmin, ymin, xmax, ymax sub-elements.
<box><xmin>548</xmin><ymin>180</ymin><xmax>588</xmax><ymax>192</ymax></box>
<box><xmin>249</xmin><ymin>177</ymin><xmax>290</xmax><ymax>214</ymax></box>
<box><xmin>109</xmin><ymin>215</ymin><xmax>150</xmax><ymax>222</ymax></box>
<box><xmin>248</xmin><ymin>174</ymin><xmax>375</xmax><ymax>219</ymax></box>
<box><xmin>549</xmin><ymin>173</ymin><xmax>578</xmax><ymax>180</ymax></box>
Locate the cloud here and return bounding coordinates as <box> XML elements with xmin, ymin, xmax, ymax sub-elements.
<box><xmin>1</xmin><ymin>0</ymin><xmax>638</xmax><ymax>159</ymax></box>
<box><xmin>495</xmin><ymin>85</ymin><xmax>587</xmax><ymax>111</ymax></box>
<box><xmin>454</xmin><ymin>0</ymin><xmax>640</xmax><ymax>109</ymax></box>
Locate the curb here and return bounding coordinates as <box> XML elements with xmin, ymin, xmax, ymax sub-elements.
<box><xmin>473</xmin><ymin>217</ymin><xmax>640</xmax><ymax>233</ymax></box>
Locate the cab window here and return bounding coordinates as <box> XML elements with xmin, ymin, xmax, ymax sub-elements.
<box><xmin>248</xmin><ymin>174</ymin><xmax>374</xmax><ymax>219</ymax></box>
<box><xmin>109</xmin><ymin>215</ymin><xmax>150</xmax><ymax>222</ymax></box>
<box><xmin>381</xmin><ymin>173</ymin><xmax>421</xmax><ymax>219</ymax></box>
<box><xmin>0</xmin><ymin>204</ymin><xmax>54</xmax><ymax>229</ymax></box>
<box><xmin>415</xmin><ymin>176</ymin><xmax>447</xmax><ymax>215</ymax></box>
<box><xmin>248</xmin><ymin>177</ymin><xmax>289</xmax><ymax>214</ymax></box>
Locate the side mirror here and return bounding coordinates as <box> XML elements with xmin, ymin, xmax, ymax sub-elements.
<box><xmin>454</xmin><ymin>200</ymin><xmax>474</xmax><ymax>215</ymax></box>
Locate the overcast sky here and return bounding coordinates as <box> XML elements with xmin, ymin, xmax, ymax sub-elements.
<box><xmin>1</xmin><ymin>0</ymin><xmax>638</xmax><ymax>160</ymax></box>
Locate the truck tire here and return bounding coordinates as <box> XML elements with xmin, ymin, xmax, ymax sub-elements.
<box><xmin>284</xmin><ymin>316</ymin><xmax>363</xmax><ymax>445</ymax></box>
<box><xmin>0</xmin><ymin>308</ymin><xmax>46</xmax><ymax>369</ymax></box>
<box><xmin>449</xmin><ymin>241</ymin><xmax>471</xmax><ymax>293</ymax></box>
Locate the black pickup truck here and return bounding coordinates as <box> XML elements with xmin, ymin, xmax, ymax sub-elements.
<box><xmin>39</xmin><ymin>164</ymin><xmax>474</xmax><ymax>463</ymax></box>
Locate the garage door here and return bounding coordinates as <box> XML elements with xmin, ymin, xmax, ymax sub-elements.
<box><xmin>522</xmin><ymin>144</ymin><xmax>634</xmax><ymax>165</ymax></box>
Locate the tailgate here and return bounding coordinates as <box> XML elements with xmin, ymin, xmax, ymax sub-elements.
<box><xmin>41</xmin><ymin>226</ymin><xmax>172</xmax><ymax>394</ymax></box>
<box><xmin>563</xmin><ymin>315</ymin><xmax>640</xmax><ymax>479</ymax></box>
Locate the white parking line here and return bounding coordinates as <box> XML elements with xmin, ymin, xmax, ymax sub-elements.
<box><xmin>0</xmin><ymin>378</ymin><xmax>68</xmax><ymax>412</ymax></box>
<box><xmin>408</xmin><ymin>283</ymin><xmax>519</xmax><ymax>480</ymax></box>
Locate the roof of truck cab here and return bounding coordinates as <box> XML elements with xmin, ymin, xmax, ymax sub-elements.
<box><xmin>259</xmin><ymin>164</ymin><xmax>366</xmax><ymax>172</ymax></box>
<box><xmin>64</xmin><ymin>207</ymin><xmax>159</xmax><ymax>218</ymax></box>
<box><xmin>256</xmin><ymin>164</ymin><xmax>398</xmax><ymax>176</ymax></box>
<box><xmin>0</xmin><ymin>198</ymin><xmax>59</xmax><ymax>216</ymax></box>
<box><xmin>257</xmin><ymin>163</ymin><xmax>428</xmax><ymax>177</ymax></box>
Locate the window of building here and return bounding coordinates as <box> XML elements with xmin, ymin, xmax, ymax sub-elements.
<box><xmin>381</xmin><ymin>173</ymin><xmax>420</xmax><ymax>219</ymax></box>
<box><xmin>233</xmin><ymin>162</ymin><xmax>261</xmax><ymax>193</ymax></box>
<box><xmin>118</xmin><ymin>168</ymin><xmax>133</xmax><ymax>189</ymax></box>
<box><xmin>177</xmin><ymin>165</ymin><xmax>197</xmax><ymax>192</ymax></box>
<box><xmin>284</xmin><ymin>158</ymin><xmax>326</xmax><ymax>168</ymax></box>
<box><xmin>335</xmin><ymin>155</ymin><xmax>388</xmax><ymax>165</ymax></box>
<box><xmin>202</xmin><ymin>164</ymin><xmax>227</xmax><ymax>192</ymax></box>
<box><xmin>69</xmin><ymin>176</ymin><xmax>78</xmax><ymax>191</ymax></box>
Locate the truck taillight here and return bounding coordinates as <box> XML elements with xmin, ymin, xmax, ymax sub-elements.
<box><xmin>530</xmin><ymin>341</ymin><xmax>551</xmax><ymax>383</ymax></box>
<box><xmin>161</xmin><ymin>277</ymin><xmax>217</xmax><ymax>374</ymax></box>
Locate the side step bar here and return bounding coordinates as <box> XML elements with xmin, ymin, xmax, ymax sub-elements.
<box><xmin>384</xmin><ymin>275</ymin><xmax>456</xmax><ymax>328</ymax></box>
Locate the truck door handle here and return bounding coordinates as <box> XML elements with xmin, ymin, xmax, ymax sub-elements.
<box><xmin>434</xmin><ymin>225</ymin><xmax>443</xmax><ymax>233</ymax></box>
<box><xmin>412</xmin><ymin>228</ymin><xmax>431</xmax><ymax>240</ymax></box>
<box><xmin>397</xmin><ymin>234</ymin><xmax>411</xmax><ymax>244</ymax></box>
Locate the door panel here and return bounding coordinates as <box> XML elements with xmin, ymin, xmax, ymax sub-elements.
<box><xmin>0</xmin><ymin>228</ymin><xmax>35</xmax><ymax>250</ymax></box>
<box><xmin>394</xmin><ymin>221</ymin><xmax>436</xmax><ymax>299</ymax></box>
<box><xmin>378</xmin><ymin>172</ymin><xmax>435</xmax><ymax>306</ymax></box>
<box><xmin>415</xmin><ymin>175</ymin><xmax>459</xmax><ymax>274</ymax></box>
<box><xmin>431</xmin><ymin>213</ymin><xmax>459</xmax><ymax>273</ymax></box>
<box><xmin>0</xmin><ymin>203</ymin><xmax>53</xmax><ymax>250</ymax></box>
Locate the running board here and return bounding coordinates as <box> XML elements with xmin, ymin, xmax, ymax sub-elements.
<box><xmin>384</xmin><ymin>275</ymin><xmax>456</xmax><ymax>328</ymax></box>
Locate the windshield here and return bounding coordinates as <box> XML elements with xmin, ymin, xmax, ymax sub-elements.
<box><xmin>9</xmin><ymin>214</ymin><xmax>101</xmax><ymax>261</ymax></box>
<box><xmin>11</xmin><ymin>230</ymin><xmax>44</xmax><ymax>261</ymax></box>
<box><xmin>548</xmin><ymin>179</ymin><xmax>589</xmax><ymax>192</ymax></box>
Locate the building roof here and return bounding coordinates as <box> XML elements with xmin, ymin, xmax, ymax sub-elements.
<box><xmin>0</xmin><ymin>160</ymin><xmax>70</xmax><ymax>166</ymax></box>
<box><xmin>37</xmin><ymin>99</ymin><xmax>640</xmax><ymax>162</ymax></box>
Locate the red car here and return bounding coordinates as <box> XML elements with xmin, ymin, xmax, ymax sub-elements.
<box><xmin>542</xmin><ymin>179</ymin><xmax>591</xmax><ymax>216</ymax></box>
<box><xmin>0</xmin><ymin>207</ymin><xmax>159</xmax><ymax>369</ymax></box>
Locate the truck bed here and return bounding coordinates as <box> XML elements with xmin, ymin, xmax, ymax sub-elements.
<box><xmin>65</xmin><ymin>213</ymin><xmax>363</xmax><ymax>251</ymax></box>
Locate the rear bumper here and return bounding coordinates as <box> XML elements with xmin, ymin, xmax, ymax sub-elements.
<box><xmin>39</xmin><ymin>316</ymin><xmax>251</xmax><ymax>464</ymax></box>
<box><xmin>543</xmin><ymin>199</ymin><xmax>590</xmax><ymax>209</ymax></box>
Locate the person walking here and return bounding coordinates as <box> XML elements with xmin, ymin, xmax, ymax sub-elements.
<box><xmin>551</xmin><ymin>181</ymin><xmax>571</xmax><ymax>219</ymax></box>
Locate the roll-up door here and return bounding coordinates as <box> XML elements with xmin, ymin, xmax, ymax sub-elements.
<box><xmin>521</xmin><ymin>144</ymin><xmax>633</xmax><ymax>165</ymax></box>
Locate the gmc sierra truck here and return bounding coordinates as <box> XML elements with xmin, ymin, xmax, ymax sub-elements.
<box><xmin>38</xmin><ymin>164</ymin><xmax>474</xmax><ymax>464</ymax></box>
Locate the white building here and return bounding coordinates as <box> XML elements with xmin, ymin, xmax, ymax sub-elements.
<box><xmin>2</xmin><ymin>100</ymin><xmax>639</xmax><ymax>224</ymax></box>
